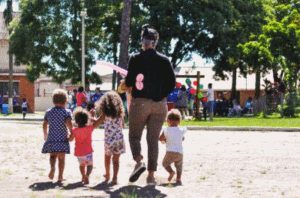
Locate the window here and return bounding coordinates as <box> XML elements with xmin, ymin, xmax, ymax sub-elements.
<box><xmin>0</xmin><ymin>82</ymin><xmax>19</xmax><ymax>96</ymax></box>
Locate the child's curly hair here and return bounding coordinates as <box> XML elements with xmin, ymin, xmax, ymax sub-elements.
<box><xmin>167</xmin><ymin>109</ymin><xmax>182</xmax><ymax>122</ymax></box>
<box><xmin>96</xmin><ymin>91</ymin><xmax>125</xmax><ymax>119</ymax></box>
<box><xmin>73</xmin><ymin>107</ymin><xmax>89</xmax><ymax>128</ymax></box>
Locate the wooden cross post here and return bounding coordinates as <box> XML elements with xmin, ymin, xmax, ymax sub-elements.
<box><xmin>196</xmin><ymin>71</ymin><xmax>201</xmax><ymax>119</ymax></box>
<box><xmin>176</xmin><ymin>72</ymin><xmax>204</xmax><ymax>120</ymax></box>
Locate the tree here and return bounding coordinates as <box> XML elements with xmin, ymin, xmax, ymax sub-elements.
<box><xmin>198</xmin><ymin>0</ymin><xmax>270</xmax><ymax>100</ymax></box>
<box><xmin>261</xmin><ymin>1</ymin><xmax>300</xmax><ymax>116</ymax></box>
<box><xmin>238</xmin><ymin>34</ymin><xmax>273</xmax><ymax>98</ymax></box>
<box><xmin>9</xmin><ymin>0</ymin><xmax>102</xmax><ymax>85</ymax></box>
<box><xmin>1</xmin><ymin>0</ymin><xmax>14</xmax><ymax>113</ymax></box>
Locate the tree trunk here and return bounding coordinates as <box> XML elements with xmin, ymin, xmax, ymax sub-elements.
<box><xmin>112</xmin><ymin>41</ymin><xmax>118</xmax><ymax>90</ymax></box>
<box><xmin>272</xmin><ymin>67</ymin><xmax>279</xmax><ymax>82</ymax></box>
<box><xmin>231</xmin><ymin>68</ymin><xmax>237</xmax><ymax>99</ymax></box>
<box><xmin>255</xmin><ymin>71</ymin><xmax>261</xmax><ymax>98</ymax></box>
<box><xmin>7</xmin><ymin>0</ymin><xmax>13</xmax><ymax>113</ymax></box>
<box><xmin>118</xmin><ymin>0</ymin><xmax>132</xmax><ymax>85</ymax></box>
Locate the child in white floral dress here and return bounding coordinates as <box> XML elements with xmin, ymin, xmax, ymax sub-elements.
<box><xmin>96</xmin><ymin>91</ymin><xmax>126</xmax><ymax>185</ymax></box>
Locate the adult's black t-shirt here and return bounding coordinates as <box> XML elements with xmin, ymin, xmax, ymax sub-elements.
<box><xmin>125</xmin><ymin>49</ymin><xmax>176</xmax><ymax>102</ymax></box>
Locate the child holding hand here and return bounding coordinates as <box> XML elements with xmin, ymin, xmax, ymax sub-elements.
<box><xmin>96</xmin><ymin>91</ymin><xmax>126</xmax><ymax>185</ymax></box>
<box><xmin>42</xmin><ymin>89</ymin><xmax>73</xmax><ymax>182</ymax></box>
<box><xmin>159</xmin><ymin>109</ymin><xmax>187</xmax><ymax>185</ymax></box>
<box><xmin>68</xmin><ymin>107</ymin><xmax>104</xmax><ymax>184</ymax></box>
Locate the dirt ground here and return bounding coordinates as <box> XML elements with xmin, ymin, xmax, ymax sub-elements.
<box><xmin>1</xmin><ymin>120</ymin><xmax>300</xmax><ymax>198</ymax></box>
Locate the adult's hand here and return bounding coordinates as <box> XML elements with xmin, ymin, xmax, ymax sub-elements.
<box><xmin>120</xmin><ymin>81</ymin><xmax>132</xmax><ymax>92</ymax></box>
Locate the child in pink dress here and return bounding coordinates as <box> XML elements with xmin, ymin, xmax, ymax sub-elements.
<box><xmin>69</xmin><ymin>107</ymin><xmax>104</xmax><ymax>184</ymax></box>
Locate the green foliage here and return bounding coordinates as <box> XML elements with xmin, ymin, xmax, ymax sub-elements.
<box><xmin>9</xmin><ymin>0</ymin><xmax>102</xmax><ymax>84</ymax></box>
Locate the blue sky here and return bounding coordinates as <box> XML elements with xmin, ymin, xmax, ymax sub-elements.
<box><xmin>0</xmin><ymin>2</ymin><xmax>213</xmax><ymax>68</ymax></box>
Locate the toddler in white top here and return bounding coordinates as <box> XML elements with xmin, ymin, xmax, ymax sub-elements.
<box><xmin>159</xmin><ymin>109</ymin><xmax>187</xmax><ymax>184</ymax></box>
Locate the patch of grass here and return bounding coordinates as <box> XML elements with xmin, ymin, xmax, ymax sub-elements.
<box><xmin>168</xmin><ymin>183</ymin><xmax>173</xmax><ymax>188</ymax></box>
<box><xmin>178</xmin><ymin>114</ymin><xmax>300</xmax><ymax>128</ymax></box>
<box><xmin>120</xmin><ymin>189</ymin><xmax>138</xmax><ymax>198</ymax></box>
<box><xmin>39</xmin><ymin>171</ymin><xmax>44</xmax><ymax>176</ymax></box>
<box><xmin>200</xmin><ymin>176</ymin><xmax>207</xmax><ymax>180</ymax></box>
<box><xmin>3</xmin><ymin>170</ymin><xmax>12</xmax><ymax>175</ymax></box>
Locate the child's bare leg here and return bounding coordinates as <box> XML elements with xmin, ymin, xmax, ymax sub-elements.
<box><xmin>85</xmin><ymin>165</ymin><xmax>93</xmax><ymax>184</ymax></box>
<box><xmin>175</xmin><ymin>159</ymin><xmax>183</xmax><ymax>183</ymax></box>
<box><xmin>79</xmin><ymin>165</ymin><xmax>86</xmax><ymax>183</ymax></box>
<box><xmin>164</xmin><ymin>166</ymin><xmax>175</xmax><ymax>182</ymax></box>
<box><xmin>111</xmin><ymin>154</ymin><xmax>120</xmax><ymax>184</ymax></box>
<box><xmin>49</xmin><ymin>153</ymin><xmax>57</xmax><ymax>180</ymax></box>
<box><xmin>57</xmin><ymin>153</ymin><xmax>65</xmax><ymax>181</ymax></box>
<box><xmin>176</xmin><ymin>170</ymin><xmax>182</xmax><ymax>183</ymax></box>
<box><xmin>104</xmin><ymin>154</ymin><xmax>111</xmax><ymax>181</ymax></box>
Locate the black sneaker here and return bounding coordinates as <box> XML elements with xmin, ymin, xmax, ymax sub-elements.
<box><xmin>129</xmin><ymin>162</ymin><xmax>146</xmax><ymax>182</ymax></box>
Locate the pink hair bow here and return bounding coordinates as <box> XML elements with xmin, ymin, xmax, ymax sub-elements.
<box><xmin>135</xmin><ymin>73</ymin><xmax>144</xmax><ymax>90</ymax></box>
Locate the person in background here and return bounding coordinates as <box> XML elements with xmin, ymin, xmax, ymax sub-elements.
<box><xmin>13</xmin><ymin>97</ymin><xmax>19</xmax><ymax>106</ymax></box>
<box><xmin>22</xmin><ymin>98</ymin><xmax>28</xmax><ymax>120</ymax></box>
<box><xmin>241</xmin><ymin>97</ymin><xmax>253</xmax><ymax>115</ymax></box>
<box><xmin>93</xmin><ymin>87</ymin><xmax>103</xmax><ymax>103</ymax></box>
<box><xmin>72</xmin><ymin>89</ymin><xmax>78</xmax><ymax>110</ymax></box>
<box><xmin>76</xmin><ymin>87</ymin><xmax>87</xmax><ymax>108</ymax></box>
<box><xmin>186</xmin><ymin>81</ymin><xmax>195</xmax><ymax>117</ymax></box>
<box><xmin>85</xmin><ymin>86</ymin><xmax>92</xmax><ymax>103</ymax></box>
<box><xmin>167</xmin><ymin>84</ymin><xmax>180</xmax><ymax>105</ymax></box>
<box><xmin>206</xmin><ymin>83</ymin><xmax>214</xmax><ymax>121</ymax></box>
<box><xmin>0</xmin><ymin>95</ymin><xmax>3</xmax><ymax>112</ymax></box>
<box><xmin>176</xmin><ymin>85</ymin><xmax>188</xmax><ymax>120</ymax></box>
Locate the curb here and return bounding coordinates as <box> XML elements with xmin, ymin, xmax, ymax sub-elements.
<box><xmin>186</xmin><ymin>126</ymin><xmax>300</xmax><ymax>132</ymax></box>
<box><xmin>0</xmin><ymin>118</ymin><xmax>299</xmax><ymax>132</ymax></box>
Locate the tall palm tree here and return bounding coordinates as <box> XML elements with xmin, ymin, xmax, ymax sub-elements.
<box><xmin>1</xmin><ymin>0</ymin><xmax>14</xmax><ymax>113</ymax></box>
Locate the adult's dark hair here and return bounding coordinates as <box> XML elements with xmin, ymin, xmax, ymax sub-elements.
<box><xmin>78</xmin><ymin>86</ymin><xmax>84</xmax><ymax>92</ymax></box>
<box><xmin>141</xmin><ymin>24</ymin><xmax>159</xmax><ymax>47</ymax></box>
<box><xmin>208</xmin><ymin>83</ymin><xmax>212</xmax><ymax>88</ymax></box>
<box><xmin>73</xmin><ymin>107</ymin><xmax>89</xmax><ymax>128</ymax></box>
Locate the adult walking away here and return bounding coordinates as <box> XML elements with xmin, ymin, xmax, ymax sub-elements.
<box><xmin>120</xmin><ymin>24</ymin><xmax>176</xmax><ymax>184</ymax></box>
<box><xmin>207</xmin><ymin>83</ymin><xmax>214</xmax><ymax>121</ymax></box>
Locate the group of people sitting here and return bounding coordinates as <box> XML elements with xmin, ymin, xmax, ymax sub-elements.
<box><xmin>213</xmin><ymin>97</ymin><xmax>253</xmax><ymax>117</ymax></box>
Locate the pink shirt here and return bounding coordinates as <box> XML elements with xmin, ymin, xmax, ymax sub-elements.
<box><xmin>73</xmin><ymin>125</ymin><xmax>94</xmax><ymax>156</ymax></box>
<box><xmin>76</xmin><ymin>92</ymin><xmax>87</xmax><ymax>106</ymax></box>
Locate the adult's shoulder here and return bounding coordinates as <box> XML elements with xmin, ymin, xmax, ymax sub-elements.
<box><xmin>156</xmin><ymin>51</ymin><xmax>171</xmax><ymax>62</ymax></box>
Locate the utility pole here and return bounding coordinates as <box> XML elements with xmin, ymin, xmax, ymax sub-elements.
<box><xmin>81</xmin><ymin>7</ymin><xmax>87</xmax><ymax>89</ymax></box>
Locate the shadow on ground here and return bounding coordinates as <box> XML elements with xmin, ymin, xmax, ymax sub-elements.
<box><xmin>29</xmin><ymin>181</ymin><xmax>63</xmax><ymax>191</ymax></box>
<box><xmin>104</xmin><ymin>185</ymin><xmax>167</xmax><ymax>198</ymax></box>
